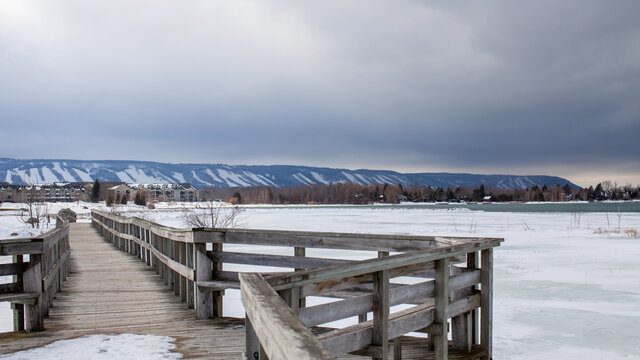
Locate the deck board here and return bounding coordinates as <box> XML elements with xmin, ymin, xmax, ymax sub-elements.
<box><xmin>1</xmin><ymin>223</ymin><xmax>481</xmax><ymax>359</ymax></box>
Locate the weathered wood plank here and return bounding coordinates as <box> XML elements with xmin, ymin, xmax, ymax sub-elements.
<box><xmin>268</xmin><ymin>240</ymin><xmax>498</xmax><ymax>292</ymax></box>
<box><xmin>22</xmin><ymin>260</ymin><xmax>43</xmax><ymax>332</ymax></box>
<box><xmin>0</xmin><ymin>263</ymin><xmax>29</xmax><ymax>276</ymax></box>
<box><xmin>481</xmin><ymin>248</ymin><xmax>493</xmax><ymax>359</ymax></box>
<box><xmin>210</xmin><ymin>251</ymin><xmax>351</xmax><ymax>270</ymax></box>
<box><xmin>319</xmin><ymin>293</ymin><xmax>480</xmax><ymax>356</ymax></box>
<box><xmin>299</xmin><ymin>269</ymin><xmax>480</xmax><ymax>327</ymax></box>
<box><xmin>433</xmin><ymin>258</ymin><xmax>449</xmax><ymax>360</ymax></box>
<box><xmin>195</xmin><ymin>227</ymin><xmax>501</xmax><ymax>252</ymax></box>
<box><xmin>239</xmin><ymin>273</ymin><xmax>335</xmax><ymax>360</ymax></box>
<box><xmin>0</xmin><ymin>241</ymin><xmax>43</xmax><ymax>256</ymax></box>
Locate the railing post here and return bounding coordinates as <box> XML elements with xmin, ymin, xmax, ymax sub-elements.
<box><xmin>23</xmin><ymin>256</ymin><xmax>43</xmax><ymax>332</ymax></box>
<box><xmin>372</xmin><ymin>268</ymin><xmax>389</xmax><ymax>360</ymax></box>
<box><xmin>245</xmin><ymin>317</ymin><xmax>261</xmax><ymax>360</ymax></box>
<box><xmin>433</xmin><ymin>257</ymin><xmax>449</xmax><ymax>360</ymax></box>
<box><xmin>12</xmin><ymin>255</ymin><xmax>25</xmax><ymax>332</ymax></box>
<box><xmin>452</xmin><ymin>252</ymin><xmax>476</xmax><ymax>352</ymax></box>
<box><xmin>481</xmin><ymin>248</ymin><xmax>493</xmax><ymax>360</ymax></box>
<box><xmin>212</xmin><ymin>242</ymin><xmax>223</xmax><ymax>317</ymax></box>
<box><xmin>195</xmin><ymin>243</ymin><xmax>214</xmax><ymax>319</ymax></box>
<box><xmin>294</xmin><ymin>246</ymin><xmax>306</xmax><ymax>309</ymax></box>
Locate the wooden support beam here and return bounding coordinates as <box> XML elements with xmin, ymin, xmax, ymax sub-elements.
<box><xmin>481</xmin><ymin>248</ymin><xmax>493</xmax><ymax>360</ymax></box>
<box><xmin>433</xmin><ymin>257</ymin><xmax>449</xmax><ymax>360</ymax></box>
<box><xmin>22</xmin><ymin>258</ymin><xmax>43</xmax><ymax>332</ymax></box>
<box><xmin>372</xmin><ymin>269</ymin><xmax>389</xmax><ymax>360</ymax></box>
<box><xmin>240</xmin><ymin>273</ymin><xmax>334</xmax><ymax>360</ymax></box>
<box><xmin>195</xmin><ymin>243</ymin><xmax>214</xmax><ymax>319</ymax></box>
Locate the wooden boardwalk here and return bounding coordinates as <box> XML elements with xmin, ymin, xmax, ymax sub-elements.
<box><xmin>2</xmin><ymin>221</ymin><xmax>492</xmax><ymax>359</ymax></box>
<box><xmin>1</xmin><ymin>223</ymin><xmax>245</xmax><ymax>359</ymax></box>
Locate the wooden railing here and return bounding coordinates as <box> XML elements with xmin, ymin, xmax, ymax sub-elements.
<box><xmin>0</xmin><ymin>210</ymin><xmax>74</xmax><ymax>332</ymax></box>
<box><xmin>91</xmin><ymin>209</ymin><xmax>502</xmax><ymax>360</ymax></box>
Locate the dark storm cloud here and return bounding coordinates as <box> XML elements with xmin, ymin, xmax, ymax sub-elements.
<box><xmin>0</xmin><ymin>1</ymin><xmax>639</xmax><ymax>185</ymax></box>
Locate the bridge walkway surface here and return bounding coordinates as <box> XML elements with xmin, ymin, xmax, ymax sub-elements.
<box><xmin>1</xmin><ymin>223</ymin><xmax>470</xmax><ymax>359</ymax></box>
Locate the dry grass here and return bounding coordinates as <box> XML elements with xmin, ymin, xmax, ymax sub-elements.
<box><xmin>594</xmin><ymin>227</ymin><xmax>639</xmax><ymax>238</ymax></box>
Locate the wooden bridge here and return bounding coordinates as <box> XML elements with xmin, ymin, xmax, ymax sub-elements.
<box><xmin>1</xmin><ymin>209</ymin><xmax>502</xmax><ymax>359</ymax></box>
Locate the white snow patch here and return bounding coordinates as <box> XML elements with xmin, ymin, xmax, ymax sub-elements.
<box><xmin>217</xmin><ymin>169</ymin><xmax>250</xmax><ymax>187</ymax></box>
<box><xmin>40</xmin><ymin>167</ymin><xmax>59</xmax><ymax>183</ymax></box>
<box><xmin>242</xmin><ymin>171</ymin><xmax>277</xmax><ymax>186</ymax></box>
<box><xmin>71</xmin><ymin>168</ymin><xmax>93</xmax><ymax>182</ymax></box>
<box><xmin>342</xmin><ymin>172</ymin><xmax>358</xmax><ymax>184</ymax></box>
<box><xmin>0</xmin><ymin>334</ymin><xmax>181</xmax><ymax>359</ymax></box>
<box><xmin>51</xmin><ymin>163</ymin><xmax>77</xmax><ymax>182</ymax></box>
<box><xmin>293</xmin><ymin>173</ymin><xmax>315</xmax><ymax>185</ymax></box>
<box><xmin>204</xmin><ymin>169</ymin><xmax>222</xmax><ymax>183</ymax></box>
<box><xmin>354</xmin><ymin>173</ymin><xmax>369</xmax><ymax>184</ymax></box>
<box><xmin>190</xmin><ymin>171</ymin><xmax>211</xmax><ymax>186</ymax></box>
<box><xmin>172</xmin><ymin>172</ymin><xmax>185</xmax><ymax>183</ymax></box>
<box><xmin>310</xmin><ymin>172</ymin><xmax>329</xmax><ymax>185</ymax></box>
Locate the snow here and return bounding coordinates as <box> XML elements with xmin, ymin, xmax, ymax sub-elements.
<box><xmin>341</xmin><ymin>171</ymin><xmax>358</xmax><ymax>183</ymax></box>
<box><xmin>190</xmin><ymin>170</ymin><xmax>210</xmax><ymax>186</ymax></box>
<box><xmin>204</xmin><ymin>169</ymin><xmax>222</xmax><ymax>183</ymax></box>
<box><xmin>1</xmin><ymin>204</ymin><xmax>640</xmax><ymax>358</ymax></box>
<box><xmin>172</xmin><ymin>172</ymin><xmax>185</xmax><ymax>183</ymax></box>
<box><xmin>293</xmin><ymin>173</ymin><xmax>314</xmax><ymax>185</ymax></box>
<box><xmin>0</xmin><ymin>334</ymin><xmax>181</xmax><ymax>360</ymax></box>
<box><xmin>40</xmin><ymin>167</ymin><xmax>59</xmax><ymax>184</ymax></box>
<box><xmin>242</xmin><ymin>171</ymin><xmax>277</xmax><ymax>187</ymax></box>
<box><xmin>217</xmin><ymin>169</ymin><xmax>251</xmax><ymax>187</ymax></box>
<box><xmin>71</xmin><ymin>168</ymin><xmax>93</xmax><ymax>182</ymax></box>
<box><xmin>310</xmin><ymin>171</ymin><xmax>329</xmax><ymax>185</ymax></box>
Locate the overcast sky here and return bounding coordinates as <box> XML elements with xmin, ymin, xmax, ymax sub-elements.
<box><xmin>1</xmin><ymin>1</ymin><xmax>639</xmax><ymax>186</ymax></box>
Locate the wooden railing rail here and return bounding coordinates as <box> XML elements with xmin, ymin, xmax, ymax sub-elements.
<box><xmin>1</xmin><ymin>210</ymin><xmax>73</xmax><ymax>332</ymax></box>
<box><xmin>90</xmin><ymin>209</ymin><xmax>502</xmax><ymax>360</ymax></box>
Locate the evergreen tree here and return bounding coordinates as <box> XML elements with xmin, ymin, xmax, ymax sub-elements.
<box><xmin>121</xmin><ymin>194</ymin><xmax>128</xmax><ymax>205</ymax></box>
<box><xmin>91</xmin><ymin>179</ymin><xmax>100</xmax><ymax>202</ymax></box>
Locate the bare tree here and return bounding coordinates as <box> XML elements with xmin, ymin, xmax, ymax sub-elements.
<box><xmin>184</xmin><ymin>202</ymin><xmax>245</xmax><ymax>229</ymax></box>
<box><xmin>17</xmin><ymin>185</ymin><xmax>49</xmax><ymax>229</ymax></box>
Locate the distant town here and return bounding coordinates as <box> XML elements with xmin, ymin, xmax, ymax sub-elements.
<box><xmin>1</xmin><ymin>180</ymin><xmax>638</xmax><ymax>205</ymax></box>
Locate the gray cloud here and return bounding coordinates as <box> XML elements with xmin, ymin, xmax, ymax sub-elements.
<box><xmin>1</xmin><ymin>1</ymin><xmax>639</xmax><ymax>185</ymax></box>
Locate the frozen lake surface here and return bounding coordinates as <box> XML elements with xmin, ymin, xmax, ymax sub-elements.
<box><xmin>2</xmin><ymin>203</ymin><xmax>640</xmax><ymax>359</ymax></box>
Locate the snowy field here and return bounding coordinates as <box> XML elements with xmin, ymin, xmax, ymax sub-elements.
<box><xmin>2</xmin><ymin>203</ymin><xmax>640</xmax><ymax>359</ymax></box>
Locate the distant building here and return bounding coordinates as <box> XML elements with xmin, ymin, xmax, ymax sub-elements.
<box><xmin>129</xmin><ymin>183</ymin><xmax>198</xmax><ymax>202</ymax></box>
<box><xmin>0</xmin><ymin>182</ymin><xmax>90</xmax><ymax>202</ymax></box>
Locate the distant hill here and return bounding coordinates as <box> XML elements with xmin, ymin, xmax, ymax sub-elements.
<box><xmin>0</xmin><ymin>158</ymin><xmax>579</xmax><ymax>189</ymax></box>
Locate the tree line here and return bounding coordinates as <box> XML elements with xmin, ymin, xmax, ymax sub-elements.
<box><xmin>199</xmin><ymin>181</ymin><xmax>640</xmax><ymax>205</ymax></box>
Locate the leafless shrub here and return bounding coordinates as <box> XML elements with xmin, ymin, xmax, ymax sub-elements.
<box><xmin>17</xmin><ymin>186</ymin><xmax>49</xmax><ymax>229</ymax></box>
<box><xmin>184</xmin><ymin>202</ymin><xmax>245</xmax><ymax>229</ymax></box>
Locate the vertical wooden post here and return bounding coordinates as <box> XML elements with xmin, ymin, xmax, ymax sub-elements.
<box><xmin>452</xmin><ymin>253</ymin><xmax>474</xmax><ymax>352</ymax></box>
<box><xmin>246</xmin><ymin>317</ymin><xmax>261</xmax><ymax>360</ymax></box>
<box><xmin>211</xmin><ymin>243</ymin><xmax>223</xmax><ymax>317</ymax></box>
<box><xmin>372</xmin><ymin>269</ymin><xmax>389</xmax><ymax>360</ymax></box>
<box><xmin>187</xmin><ymin>243</ymin><xmax>195</xmax><ymax>309</ymax></box>
<box><xmin>195</xmin><ymin>243</ymin><xmax>214</xmax><ymax>319</ymax></box>
<box><xmin>433</xmin><ymin>257</ymin><xmax>449</xmax><ymax>360</ymax></box>
<box><xmin>469</xmin><ymin>251</ymin><xmax>479</xmax><ymax>345</ymax></box>
<box><xmin>174</xmin><ymin>242</ymin><xmax>180</xmax><ymax>296</ymax></box>
<box><xmin>294</xmin><ymin>246</ymin><xmax>306</xmax><ymax>309</ymax></box>
<box><xmin>12</xmin><ymin>255</ymin><xmax>24</xmax><ymax>331</ymax></box>
<box><xmin>23</xmin><ymin>257</ymin><xmax>43</xmax><ymax>332</ymax></box>
<box><xmin>180</xmin><ymin>243</ymin><xmax>187</xmax><ymax>303</ymax></box>
<box><xmin>481</xmin><ymin>249</ymin><xmax>493</xmax><ymax>360</ymax></box>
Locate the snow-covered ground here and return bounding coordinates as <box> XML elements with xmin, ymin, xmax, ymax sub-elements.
<box><xmin>0</xmin><ymin>334</ymin><xmax>181</xmax><ymax>359</ymax></box>
<box><xmin>2</xmin><ymin>203</ymin><xmax>640</xmax><ymax>359</ymax></box>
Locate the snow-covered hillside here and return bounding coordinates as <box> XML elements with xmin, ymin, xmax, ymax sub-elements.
<box><xmin>0</xmin><ymin>158</ymin><xmax>578</xmax><ymax>189</ymax></box>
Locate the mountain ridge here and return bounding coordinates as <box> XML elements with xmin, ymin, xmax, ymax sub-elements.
<box><xmin>0</xmin><ymin>158</ymin><xmax>579</xmax><ymax>189</ymax></box>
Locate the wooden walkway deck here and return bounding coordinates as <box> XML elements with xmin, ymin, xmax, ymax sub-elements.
<box><xmin>1</xmin><ymin>223</ymin><xmax>245</xmax><ymax>359</ymax></box>
<box><xmin>1</xmin><ymin>222</ymin><xmax>488</xmax><ymax>359</ymax></box>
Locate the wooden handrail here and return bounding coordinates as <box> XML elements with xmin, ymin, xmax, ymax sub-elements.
<box><xmin>91</xmin><ymin>209</ymin><xmax>502</xmax><ymax>360</ymax></box>
<box><xmin>240</xmin><ymin>273</ymin><xmax>335</xmax><ymax>360</ymax></box>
